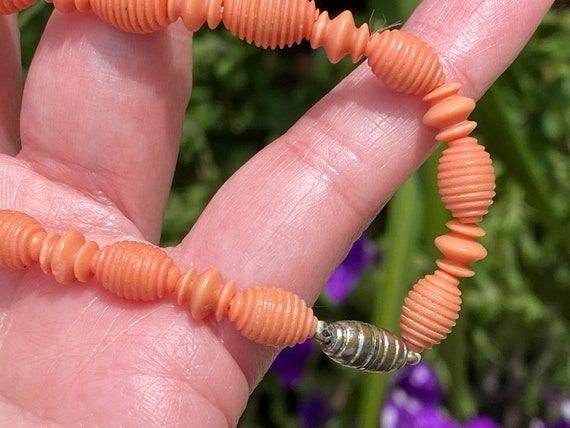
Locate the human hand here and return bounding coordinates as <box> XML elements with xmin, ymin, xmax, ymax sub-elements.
<box><xmin>0</xmin><ymin>0</ymin><xmax>553</xmax><ymax>425</ymax></box>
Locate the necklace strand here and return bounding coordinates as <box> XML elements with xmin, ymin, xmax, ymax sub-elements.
<box><xmin>0</xmin><ymin>0</ymin><xmax>495</xmax><ymax>373</ymax></box>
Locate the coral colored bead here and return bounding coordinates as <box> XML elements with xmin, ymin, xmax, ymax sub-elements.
<box><xmin>176</xmin><ymin>267</ymin><xmax>236</xmax><ymax>321</ymax></box>
<box><xmin>94</xmin><ymin>241</ymin><xmax>180</xmax><ymax>301</ymax></box>
<box><xmin>39</xmin><ymin>233</ymin><xmax>63</xmax><ymax>275</ymax></box>
<box><xmin>435</xmin><ymin>259</ymin><xmax>475</xmax><ymax>278</ymax></box>
<box><xmin>221</xmin><ymin>0</ymin><xmax>318</xmax><ymax>48</ymax></box>
<box><xmin>0</xmin><ymin>210</ymin><xmax>46</xmax><ymax>269</ymax></box>
<box><xmin>178</xmin><ymin>0</ymin><xmax>223</xmax><ymax>32</ymax></box>
<box><xmin>435</xmin><ymin>232</ymin><xmax>487</xmax><ymax>265</ymax></box>
<box><xmin>366</xmin><ymin>30</ymin><xmax>445</xmax><ymax>95</ymax></box>
<box><xmin>434</xmin><ymin>221</ymin><xmax>487</xmax><ymax>277</ymax></box>
<box><xmin>228</xmin><ymin>286</ymin><xmax>318</xmax><ymax>347</ymax></box>
<box><xmin>435</xmin><ymin>120</ymin><xmax>477</xmax><ymax>143</ymax></box>
<box><xmin>423</xmin><ymin>83</ymin><xmax>461</xmax><ymax>104</ymax></box>
<box><xmin>74</xmin><ymin>240</ymin><xmax>100</xmax><ymax>282</ymax></box>
<box><xmin>437</xmin><ymin>137</ymin><xmax>496</xmax><ymax>223</ymax></box>
<box><xmin>48</xmin><ymin>231</ymin><xmax>89</xmax><ymax>285</ymax></box>
<box><xmin>400</xmin><ymin>270</ymin><xmax>461</xmax><ymax>353</ymax></box>
<box><xmin>310</xmin><ymin>10</ymin><xmax>369</xmax><ymax>63</ymax></box>
<box><xmin>423</xmin><ymin>95</ymin><xmax>476</xmax><ymax>130</ymax></box>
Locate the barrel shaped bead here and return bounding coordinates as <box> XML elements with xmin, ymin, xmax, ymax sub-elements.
<box><xmin>221</xmin><ymin>0</ymin><xmax>319</xmax><ymax>49</ymax></box>
<box><xmin>366</xmin><ymin>30</ymin><xmax>445</xmax><ymax>95</ymax></box>
<box><xmin>437</xmin><ymin>137</ymin><xmax>496</xmax><ymax>223</ymax></box>
<box><xmin>400</xmin><ymin>269</ymin><xmax>462</xmax><ymax>353</ymax></box>
<box><xmin>228</xmin><ymin>286</ymin><xmax>318</xmax><ymax>347</ymax></box>
<box><xmin>93</xmin><ymin>241</ymin><xmax>180</xmax><ymax>301</ymax></box>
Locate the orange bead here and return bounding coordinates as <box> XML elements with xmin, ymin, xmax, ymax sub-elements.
<box><xmin>423</xmin><ymin>82</ymin><xmax>461</xmax><ymax>103</ymax></box>
<box><xmin>178</xmin><ymin>0</ymin><xmax>223</xmax><ymax>32</ymax></box>
<box><xmin>400</xmin><ymin>269</ymin><xmax>461</xmax><ymax>353</ymax></box>
<box><xmin>221</xmin><ymin>0</ymin><xmax>319</xmax><ymax>49</ymax></box>
<box><xmin>423</xmin><ymin>94</ymin><xmax>476</xmax><ymax>131</ymax></box>
<box><xmin>366</xmin><ymin>30</ymin><xmax>445</xmax><ymax>95</ymax></box>
<box><xmin>93</xmin><ymin>241</ymin><xmax>180</xmax><ymax>301</ymax></box>
<box><xmin>434</xmin><ymin>220</ymin><xmax>487</xmax><ymax>277</ymax></box>
<box><xmin>39</xmin><ymin>230</ymin><xmax>99</xmax><ymax>285</ymax></box>
<box><xmin>310</xmin><ymin>10</ymin><xmax>369</xmax><ymax>63</ymax></box>
<box><xmin>437</xmin><ymin>137</ymin><xmax>496</xmax><ymax>223</ymax></box>
<box><xmin>175</xmin><ymin>267</ymin><xmax>236</xmax><ymax>321</ymax></box>
<box><xmin>0</xmin><ymin>210</ymin><xmax>46</xmax><ymax>270</ymax></box>
<box><xmin>435</xmin><ymin>231</ymin><xmax>487</xmax><ymax>265</ymax></box>
<box><xmin>435</xmin><ymin>120</ymin><xmax>477</xmax><ymax>143</ymax></box>
<box><xmin>228</xmin><ymin>286</ymin><xmax>318</xmax><ymax>347</ymax></box>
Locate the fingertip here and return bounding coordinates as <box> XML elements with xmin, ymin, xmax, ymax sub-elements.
<box><xmin>405</xmin><ymin>0</ymin><xmax>554</xmax><ymax>98</ymax></box>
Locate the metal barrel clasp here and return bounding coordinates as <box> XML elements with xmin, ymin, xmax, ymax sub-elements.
<box><xmin>314</xmin><ymin>320</ymin><xmax>421</xmax><ymax>373</ymax></box>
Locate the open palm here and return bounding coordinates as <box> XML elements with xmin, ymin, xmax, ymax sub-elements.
<box><xmin>0</xmin><ymin>0</ymin><xmax>552</xmax><ymax>425</ymax></box>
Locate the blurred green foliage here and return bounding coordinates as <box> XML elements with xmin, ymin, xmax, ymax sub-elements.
<box><xmin>17</xmin><ymin>1</ymin><xmax>570</xmax><ymax>427</ymax></box>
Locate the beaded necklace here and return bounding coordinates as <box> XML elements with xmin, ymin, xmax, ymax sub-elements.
<box><xmin>0</xmin><ymin>0</ymin><xmax>495</xmax><ymax>373</ymax></box>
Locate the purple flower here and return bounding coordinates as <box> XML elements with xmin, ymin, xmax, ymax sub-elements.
<box><xmin>324</xmin><ymin>233</ymin><xmax>381</xmax><ymax>304</ymax></box>
<box><xmin>415</xmin><ymin>405</ymin><xmax>461</xmax><ymax>428</ymax></box>
<box><xmin>271</xmin><ymin>339</ymin><xmax>313</xmax><ymax>388</ymax></box>
<box><xmin>382</xmin><ymin>361</ymin><xmax>505</xmax><ymax>428</ymax></box>
<box><xmin>394</xmin><ymin>360</ymin><xmax>445</xmax><ymax>404</ymax></box>
<box><xmin>381</xmin><ymin>389</ymin><xmax>459</xmax><ymax>428</ymax></box>
<box><xmin>382</xmin><ymin>391</ymin><xmax>419</xmax><ymax>428</ymax></box>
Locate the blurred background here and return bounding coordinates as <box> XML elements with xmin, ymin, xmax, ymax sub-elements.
<box><xmin>18</xmin><ymin>0</ymin><xmax>570</xmax><ymax>426</ymax></box>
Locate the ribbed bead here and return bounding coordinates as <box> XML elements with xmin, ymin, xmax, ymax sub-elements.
<box><xmin>437</xmin><ymin>137</ymin><xmax>496</xmax><ymax>223</ymax></box>
<box><xmin>221</xmin><ymin>0</ymin><xmax>319</xmax><ymax>48</ymax></box>
<box><xmin>366</xmin><ymin>30</ymin><xmax>445</xmax><ymax>95</ymax></box>
<box><xmin>93</xmin><ymin>241</ymin><xmax>180</xmax><ymax>301</ymax></box>
<box><xmin>400</xmin><ymin>269</ymin><xmax>461</xmax><ymax>353</ymax></box>
<box><xmin>0</xmin><ymin>210</ymin><xmax>46</xmax><ymax>270</ymax></box>
<box><xmin>55</xmin><ymin>0</ymin><xmax>173</xmax><ymax>32</ymax></box>
<box><xmin>228</xmin><ymin>286</ymin><xmax>318</xmax><ymax>347</ymax></box>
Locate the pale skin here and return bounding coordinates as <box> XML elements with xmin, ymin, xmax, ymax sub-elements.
<box><xmin>0</xmin><ymin>0</ymin><xmax>554</xmax><ymax>425</ymax></box>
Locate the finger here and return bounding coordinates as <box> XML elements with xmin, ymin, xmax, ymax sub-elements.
<box><xmin>170</xmin><ymin>0</ymin><xmax>553</xmax><ymax>388</ymax></box>
<box><xmin>406</xmin><ymin>0</ymin><xmax>555</xmax><ymax>97</ymax></box>
<box><xmin>18</xmin><ymin>12</ymin><xmax>192</xmax><ymax>243</ymax></box>
<box><xmin>0</xmin><ymin>15</ymin><xmax>21</xmax><ymax>155</ymax></box>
